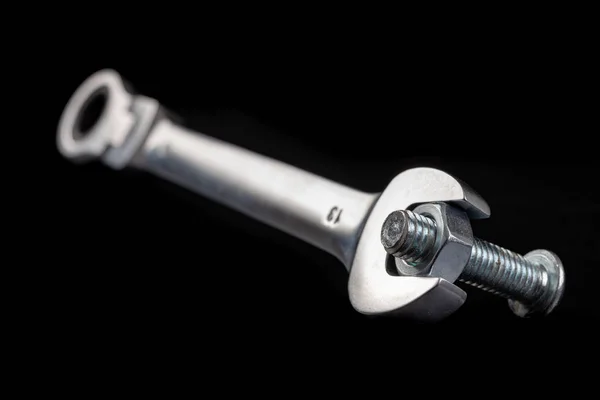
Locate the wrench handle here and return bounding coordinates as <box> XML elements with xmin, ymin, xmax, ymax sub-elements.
<box><xmin>133</xmin><ymin>118</ymin><xmax>378</xmax><ymax>268</ymax></box>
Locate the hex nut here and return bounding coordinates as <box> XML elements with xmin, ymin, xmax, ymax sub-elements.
<box><xmin>395</xmin><ymin>202</ymin><xmax>474</xmax><ymax>283</ymax></box>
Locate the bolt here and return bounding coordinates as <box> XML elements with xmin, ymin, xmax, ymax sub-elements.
<box><xmin>381</xmin><ymin>209</ymin><xmax>565</xmax><ymax>317</ymax></box>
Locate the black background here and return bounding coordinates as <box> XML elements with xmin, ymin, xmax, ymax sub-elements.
<box><xmin>40</xmin><ymin>41</ymin><xmax>598</xmax><ymax>361</ymax></box>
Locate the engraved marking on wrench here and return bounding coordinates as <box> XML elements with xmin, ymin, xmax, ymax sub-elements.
<box><xmin>326</xmin><ymin>206</ymin><xmax>343</xmax><ymax>226</ymax></box>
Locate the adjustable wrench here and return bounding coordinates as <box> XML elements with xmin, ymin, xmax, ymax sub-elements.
<box><xmin>57</xmin><ymin>70</ymin><xmax>564</xmax><ymax>322</ymax></box>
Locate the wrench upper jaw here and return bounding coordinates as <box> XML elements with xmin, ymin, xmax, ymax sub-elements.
<box><xmin>57</xmin><ymin>69</ymin><xmax>160</xmax><ymax>169</ymax></box>
<box><xmin>347</xmin><ymin>167</ymin><xmax>490</xmax><ymax>322</ymax></box>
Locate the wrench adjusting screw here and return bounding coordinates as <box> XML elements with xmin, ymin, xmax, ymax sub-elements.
<box><xmin>381</xmin><ymin>208</ymin><xmax>565</xmax><ymax>317</ymax></box>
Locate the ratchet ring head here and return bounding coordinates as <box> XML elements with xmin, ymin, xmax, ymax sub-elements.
<box><xmin>57</xmin><ymin>69</ymin><xmax>135</xmax><ymax>162</ymax></box>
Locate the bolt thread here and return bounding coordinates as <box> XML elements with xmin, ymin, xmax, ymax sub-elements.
<box><xmin>381</xmin><ymin>210</ymin><xmax>549</xmax><ymax>307</ymax></box>
<box><xmin>381</xmin><ymin>210</ymin><xmax>437</xmax><ymax>263</ymax></box>
<box><xmin>459</xmin><ymin>238</ymin><xmax>548</xmax><ymax>304</ymax></box>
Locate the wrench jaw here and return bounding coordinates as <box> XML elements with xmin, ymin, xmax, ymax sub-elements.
<box><xmin>57</xmin><ymin>69</ymin><xmax>161</xmax><ymax>170</ymax></box>
<box><xmin>349</xmin><ymin>275</ymin><xmax>468</xmax><ymax>321</ymax></box>
<box><xmin>348</xmin><ymin>168</ymin><xmax>491</xmax><ymax>322</ymax></box>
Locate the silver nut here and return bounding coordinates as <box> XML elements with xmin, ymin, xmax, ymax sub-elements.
<box><xmin>395</xmin><ymin>202</ymin><xmax>474</xmax><ymax>283</ymax></box>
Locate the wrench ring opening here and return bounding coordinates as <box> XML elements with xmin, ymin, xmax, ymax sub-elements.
<box><xmin>73</xmin><ymin>86</ymin><xmax>109</xmax><ymax>140</ymax></box>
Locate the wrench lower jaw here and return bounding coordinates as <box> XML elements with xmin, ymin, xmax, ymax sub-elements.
<box><xmin>392</xmin><ymin>279</ymin><xmax>467</xmax><ymax>321</ymax></box>
<box><xmin>350</xmin><ymin>276</ymin><xmax>467</xmax><ymax>322</ymax></box>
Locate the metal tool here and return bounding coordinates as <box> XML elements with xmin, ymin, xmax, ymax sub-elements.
<box><xmin>57</xmin><ymin>69</ymin><xmax>565</xmax><ymax>322</ymax></box>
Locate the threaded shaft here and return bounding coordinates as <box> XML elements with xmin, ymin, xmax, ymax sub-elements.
<box><xmin>380</xmin><ymin>210</ymin><xmax>550</xmax><ymax>307</ymax></box>
<box><xmin>380</xmin><ymin>210</ymin><xmax>437</xmax><ymax>264</ymax></box>
<box><xmin>459</xmin><ymin>238</ymin><xmax>548</xmax><ymax>304</ymax></box>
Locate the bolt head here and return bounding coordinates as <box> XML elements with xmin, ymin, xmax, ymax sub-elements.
<box><xmin>508</xmin><ymin>249</ymin><xmax>565</xmax><ymax>317</ymax></box>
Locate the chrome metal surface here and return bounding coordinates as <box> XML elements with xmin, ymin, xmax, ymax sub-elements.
<box><xmin>381</xmin><ymin>207</ymin><xmax>566</xmax><ymax>316</ymax></box>
<box><xmin>57</xmin><ymin>69</ymin><xmax>377</xmax><ymax>267</ymax></box>
<box><xmin>348</xmin><ymin>168</ymin><xmax>490</xmax><ymax>320</ymax></box>
<box><xmin>57</xmin><ymin>70</ymin><xmax>159</xmax><ymax>168</ymax></box>
<box><xmin>407</xmin><ymin>203</ymin><xmax>473</xmax><ymax>282</ymax></box>
<box><xmin>508</xmin><ymin>250</ymin><xmax>565</xmax><ymax>317</ymax></box>
<box><xmin>381</xmin><ymin>205</ymin><xmax>475</xmax><ymax>282</ymax></box>
<box><xmin>381</xmin><ymin>209</ymin><xmax>437</xmax><ymax>264</ymax></box>
<box><xmin>58</xmin><ymin>69</ymin><xmax>564</xmax><ymax>322</ymax></box>
<box><xmin>135</xmin><ymin>119</ymin><xmax>377</xmax><ymax>266</ymax></box>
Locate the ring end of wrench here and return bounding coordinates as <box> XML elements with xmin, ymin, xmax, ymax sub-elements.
<box><xmin>57</xmin><ymin>69</ymin><xmax>160</xmax><ymax>169</ymax></box>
